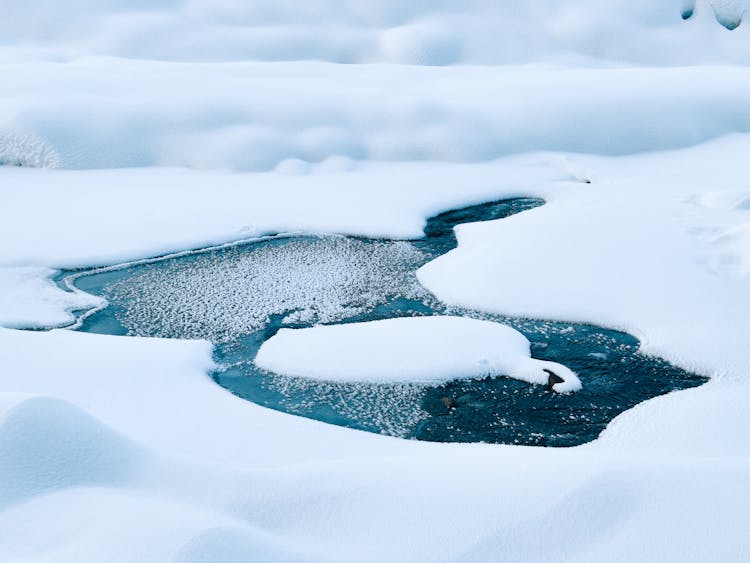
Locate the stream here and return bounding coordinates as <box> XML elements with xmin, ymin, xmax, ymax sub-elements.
<box><xmin>60</xmin><ymin>198</ymin><xmax>707</xmax><ymax>446</ymax></box>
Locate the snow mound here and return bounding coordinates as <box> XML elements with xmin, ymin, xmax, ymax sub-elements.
<box><xmin>173</xmin><ymin>525</ymin><xmax>315</xmax><ymax>563</ymax></box>
<box><xmin>0</xmin><ymin>394</ymin><xmax>143</xmax><ymax>507</ymax></box>
<box><xmin>255</xmin><ymin>316</ymin><xmax>581</xmax><ymax>393</ymax></box>
<box><xmin>0</xmin><ymin>132</ymin><xmax>60</xmax><ymax>168</ymax></box>
<box><xmin>5</xmin><ymin>63</ymin><xmax>750</xmax><ymax>171</ymax></box>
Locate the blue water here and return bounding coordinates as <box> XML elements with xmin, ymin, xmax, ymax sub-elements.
<box><xmin>61</xmin><ymin>198</ymin><xmax>707</xmax><ymax>446</ymax></box>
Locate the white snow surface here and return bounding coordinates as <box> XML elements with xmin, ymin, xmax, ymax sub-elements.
<box><xmin>4</xmin><ymin>61</ymin><xmax>750</xmax><ymax>171</ymax></box>
<box><xmin>256</xmin><ymin>316</ymin><xmax>582</xmax><ymax>392</ymax></box>
<box><xmin>2</xmin><ymin>1</ymin><xmax>750</xmax><ymax>562</ymax></box>
<box><xmin>0</xmin><ymin>267</ymin><xmax>102</xmax><ymax>329</ymax></box>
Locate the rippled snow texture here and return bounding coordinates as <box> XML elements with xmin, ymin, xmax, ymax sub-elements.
<box><xmin>105</xmin><ymin>236</ymin><xmax>431</xmax><ymax>343</ymax></box>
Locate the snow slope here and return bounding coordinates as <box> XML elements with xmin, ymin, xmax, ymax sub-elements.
<box><xmin>2</xmin><ymin>1</ymin><xmax>750</xmax><ymax>561</ymax></box>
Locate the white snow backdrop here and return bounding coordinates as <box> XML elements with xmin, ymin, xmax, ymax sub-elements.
<box><xmin>1</xmin><ymin>1</ymin><xmax>750</xmax><ymax>561</ymax></box>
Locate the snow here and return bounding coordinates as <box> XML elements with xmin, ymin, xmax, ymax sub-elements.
<box><xmin>256</xmin><ymin>316</ymin><xmax>582</xmax><ymax>392</ymax></box>
<box><xmin>2</xmin><ymin>0</ymin><xmax>749</xmax><ymax>65</ymax></box>
<box><xmin>0</xmin><ymin>159</ymin><xmax>563</xmax><ymax>267</ymax></box>
<box><xmin>417</xmin><ymin>136</ymin><xmax>750</xmax><ymax>381</ymax></box>
<box><xmin>2</xmin><ymin>0</ymin><xmax>750</xmax><ymax>561</ymax></box>
<box><xmin>0</xmin><ymin>267</ymin><xmax>102</xmax><ymax>329</ymax></box>
<box><xmin>3</xmin><ymin>61</ymin><xmax>750</xmax><ymax>171</ymax></box>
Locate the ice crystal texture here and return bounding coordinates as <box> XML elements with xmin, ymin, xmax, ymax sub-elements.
<box><xmin>106</xmin><ymin>236</ymin><xmax>431</xmax><ymax>343</ymax></box>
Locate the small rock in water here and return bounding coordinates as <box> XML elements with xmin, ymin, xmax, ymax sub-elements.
<box><xmin>441</xmin><ymin>397</ymin><xmax>457</xmax><ymax>412</ymax></box>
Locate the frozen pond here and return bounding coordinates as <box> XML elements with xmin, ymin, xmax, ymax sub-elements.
<box><xmin>62</xmin><ymin>198</ymin><xmax>707</xmax><ymax>446</ymax></box>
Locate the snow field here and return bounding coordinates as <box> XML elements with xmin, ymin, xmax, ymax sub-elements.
<box><xmin>417</xmin><ymin>136</ymin><xmax>750</xmax><ymax>382</ymax></box>
<box><xmin>0</xmin><ymin>351</ymin><xmax>747</xmax><ymax>562</ymax></box>
<box><xmin>3</xmin><ymin>62</ymin><xmax>750</xmax><ymax>171</ymax></box>
<box><xmin>2</xmin><ymin>0</ymin><xmax>750</xmax><ymax>560</ymax></box>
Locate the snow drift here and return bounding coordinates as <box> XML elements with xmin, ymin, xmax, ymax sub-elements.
<box><xmin>0</xmin><ymin>394</ymin><xmax>143</xmax><ymax>507</ymax></box>
<box><xmin>256</xmin><ymin>316</ymin><xmax>582</xmax><ymax>392</ymax></box>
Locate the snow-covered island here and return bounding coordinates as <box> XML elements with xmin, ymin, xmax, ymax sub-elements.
<box><xmin>256</xmin><ymin>316</ymin><xmax>582</xmax><ymax>392</ymax></box>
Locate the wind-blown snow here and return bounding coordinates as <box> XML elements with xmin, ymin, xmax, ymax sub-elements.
<box><xmin>256</xmin><ymin>316</ymin><xmax>581</xmax><ymax>392</ymax></box>
<box><xmin>3</xmin><ymin>135</ymin><xmax>750</xmax><ymax>563</ymax></box>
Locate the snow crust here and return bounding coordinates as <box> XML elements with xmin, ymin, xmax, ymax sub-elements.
<box><xmin>2</xmin><ymin>1</ymin><xmax>750</xmax><ymax>561</ymax></box>
<box><xmin>256</xmin><ymin>316</ymin><xmax>581</xmax><ymax>392</ymax></box>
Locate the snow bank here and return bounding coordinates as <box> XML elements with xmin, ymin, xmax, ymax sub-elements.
<box><xmin>0</xmin><ymin>267</ymin><xmax>103</xmax><ymax>329</ymax></box>
<box><xmin>417</xmin><ymin>135</ymin><xmax>750</xmax><ymax>381</ymax></box>
<box><xmin>3</xmin><ymin>61</ymin><xmax>750</xmax><ymax>170</ymax></box>
<box><xmin>256</xmin><ymin>316</ymin><xmax>581</xmax><ymax>392</ymax></box>
<box><xmin>1</xmin><ymin>328</ymin><xmax>749</xmax><ymax>562</ymax></box>
<box><xmin>0</xmin><ymin>394</ymin><xmax>143</xmax><ymax>507</ymax></box>
<box><xmin>2</xmin><ymin>1</ymin><xmax>750</xmax><ymax>173</ymax></box>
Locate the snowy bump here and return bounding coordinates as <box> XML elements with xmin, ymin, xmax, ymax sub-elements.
<box><xmin>0</xmin><ymin>394</ymin><xmax>143</xmax><ymax>507</ymax></box>
<box><xmin>255</xmin><ymin>316</ymin><xmax>582</xmax><ymax>392</ymax></box>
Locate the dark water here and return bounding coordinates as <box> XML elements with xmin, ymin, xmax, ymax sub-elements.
<box><xmin>61</xmin><ymin>198</ymin><xmax>707</xmax><ymax>446</ymax></box>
